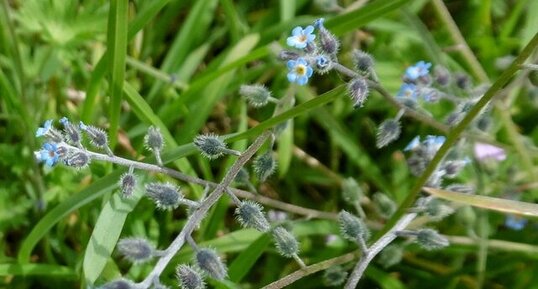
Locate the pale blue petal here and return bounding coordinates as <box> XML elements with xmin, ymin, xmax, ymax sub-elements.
<box><xmin>292</xmin><ymin>26</ymin><xmax>302</xmax><ymax>36</ymax></box>
<box><xmin>306</xmin><ymin>66</ymin><xmax>313</xmax><ymax>77</ymax></box>
<box><xmin>304</xmin><ymin>25</ymin><xmax>314</xmax><ymax>34</ymax></box>
<box><xmin>297</xmin><ymin>75</ymin><xmax>308</xmax><ymax>85</ymax></box>
<box><xmin>287</xmin><ymin>72</ymin><xmax>297</xmax><ymax>83</ymax></box>
<box><xmin>287</xmin><ymin>60</ymin><xmax>296</xmax><ymax>69</ymax></box>
<box><xmin>297</xmin><ymin>58</ymin><xmax>307</xmax><ymax>65</ymax></box>
<box><xmin>286</xmin><ymin>37</ymin><xmax>296</xmax><ymax>47</ymax></box>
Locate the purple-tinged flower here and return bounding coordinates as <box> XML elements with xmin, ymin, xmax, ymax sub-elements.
<box><xmin>404</xmin><ymin>61</ymin><xmax>432</xmax><ymax>81</ymax></box>
<box><xmin>286</xmin><ymin>25</ymin><xmax>316</xmax><ymax>49</ymax></box>
<box><xmin>59</xmin><ymin>117</ymin><xmax>69</xmax><ymax>126</ymax></box>
<box><xmin>287</xmin><ymin>58</ymin><xmax>313</xmax><ymax>85</ymax></box>
<box><xmin>36</xmin><ymin>120</ymin><xmax>53</xmax><ymax>137</ymax></box>
<box><xmin>314</xmin><ymin>18</ymin><xmax>325</xmax><ymax>29</ymax></box>
<box><xmin>35</xmin><ymin>142</ymin><xmax>60</xmax><ymax>167</ymax></box>
<box><xmin>505</xmin><ymin>215</ymin><xmax>527</xmax><ymax>230</ymax></box>
<box><xmin>473</xmin><ymin>143</ymin><xmax>506</xmax><ymax>162</ymax></box>
<box><xmin>397</xmin><ymin>83</ymin><xmax>418</xmax><ymax>100</ymax></box>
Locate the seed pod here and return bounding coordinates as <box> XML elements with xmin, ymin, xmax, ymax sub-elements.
<box><xmin>235</xmin><ymin>201</ymin><xmax>270</xmax><ymax>232</ymax></box>
<box><xmin>100</xmin><ymin>279</ymin><xmax>136</xmax><ymax>289</ymax></box>
<box><xmin>377</xmin><ymin>244</ymin><xmax>404</xmax><ymax>268</ymax></box>
<box><xmin>144</xmin><ymin>126</ymin><xmax>164</xmax><ymax>152</ymax></box>
<box><xmin>195</xmin><ymin>248</ymin><xmax>227</xmax><ymax>280</ymax></box>
<box><xmin>272</xmin><ymin>226</ymin><xmax>299</xmax><ymax>258</ymax></box>
<box><xmin>352</xmin><ymin>50</ymin><xmax>374</xmax><ymax>74</ymax></box>
<box><xmin>117</xmin><ymin>237</ymin><xmax>155</xmax><ymax>263</ymax></box>
<box><xmin>422</xmin><ymin>198</ymin><xmax>454</xmax><ymax>221</ymax></box>
<box><xmin>119</xmin><ymin>171</ymin><xmax>137</xmax><ymax>198</ymax></box>
<box><xmin>60</xmin><ymin>117</ymin><xmax>82</xmax><ymax>145</ymax></box>
<box><xmin>176</xmin><ymin>265</ymin><xmax>205</xmax><ymax>289</ymax></box>
<box><xmin>79</xmin><ymin>122</ymin><xmax>109</xmax><ymax>148</ymax></box>
<box><xmin>240</xmin><ymin>84</ymin><xmax>272</xmax><ymax>107</ymax></box>
<box><xmin>341</xmin><ymin>177</ymin><xmax>363</xmax><ymax>205</ymax></box>
<box><xmin>194</xmin><ymin>134</ymin><xmax>227</xmax><ymax>159</ymax></box>
<box><xmin>373</xmin><ymin>193</ymin><xmax>396</xmax><ymax>218</ymax></box>
<box><xmin>322</xmin><ymin>266</ymin><xmax>348</xmax><ymax>287</ymax></box>
<box><xmin>65</xmin><ymin>151</ymin><xmax>90</xmax><ymax>169</ymax></box>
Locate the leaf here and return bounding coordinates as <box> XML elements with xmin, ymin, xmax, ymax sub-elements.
<box><xmin>0</xmin><ymin>263</ymin><xmax>76</xmax><ymax>278</ymax></box>
<box><xmin>228</xmin><ymin>234</ymin><xmax>272</xmax><ymax>282</ymax></box>
<box><xmin>83</xmin><ymin>192</ymin><xmax>142</xmax><ymax>284</ymax></box>
<box><xmin>423</xmin><ymin>187</ymin><xmax>538</xmax><ymax>217</ymax></box>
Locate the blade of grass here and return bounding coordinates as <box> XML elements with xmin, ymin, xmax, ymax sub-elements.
<box><xmin>106</xmin><ymin>0</ymin><xmax>129</xmax><ymax>147</ymax></box>
<box><xmin>424</xmin><ymin>187</ymin><xmax>538</xmax><ymax>217</ymax></box>
<box><xmin>228</xmin><ymin>234</ymin><xmax>272</xmax><ymax>282</ymax></box>
<box><xmin>0</xmin><ymin>264</ymin><xmax>76</xmax><ymax>278</ymax></box>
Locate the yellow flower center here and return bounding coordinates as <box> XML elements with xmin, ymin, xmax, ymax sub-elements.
<box><xmin>298</xmin><ymin>35</ymin><xmax>307</xmax><ymax>42</ymax></box>
<box><xmin>295</xmin><ymin>65</ymin><xmax>306</xmax><ymax>75</ymax></box>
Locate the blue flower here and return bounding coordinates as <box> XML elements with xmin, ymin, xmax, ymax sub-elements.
<box><xmin>314</xmin><ymin>18</ymin><xmax>325</xmax><ymax>29</ymax></box>
<box><xmin>397</xmin><ymin>83</ymin><xmax>418</xmax><ymax>100</ymax></box>
<box><xmin>36</xmin><ymin>120</ymin><xmax>53</xmax><ymax>137</ymax></box>
<box><xmin>404</xmin><ymin>136</ymin><xmax>420</xmax><ymax>151</ymax></box>
<box><xmin>404</xmin><ymin>61</ymin><xmax>431</xmax><ymax>81</ymax></box>
<box><xmin>424</xmin><ymin>135</ymin><xmax>445</xmax><ymax>148</ymax></box>
<box><xmin>35</xmin><ymin>142</ymin><xmax>60</xmax><ymax>167</ymax></box>
<box><xmin>79</xmin><ymin>121</ymin><xmax>88</xmax><ymax>131</ymax></box>
<box><xmin>59</xmin><ymin>117</ymin><xmax>69</xmax><ymax>126</ymax></box>
<box><xmin>505</xmin><ymin>215</ymin><xmax>527</xmax><ymax>230</ymax></box>
<box><xmin>286</xmin><ymin>25</ymin><xmax>316</xmax><ymax>49</ymax></box>
<box><xmin>287</xmin><ymin>58</ymin><xmax>313</xmax><ymax>85</ymax></box>
<box><xmin>315</xmin><ymin>55</ymin><xmax>330</xmax><ymax>69</ymax></box>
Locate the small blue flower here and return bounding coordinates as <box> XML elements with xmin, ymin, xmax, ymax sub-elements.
<box><xmin>316</xmin><ymin>55</ymin><xmax>330</xmax><ymax>69</ymax></box>
<box><xmin>404</xmin><ymin>61</ymin><xmax>432</xmax><ymax>81</ymax></box>
<box><xmin>404</xmin><ymin>136</ymin><xmax>420</xmax><ymax>151</ymax></box>
<box><xmin>286</xmin><ymin>25</ymin><xmax>316</xmax><ymax>49</ymax></box>
<box><xmin>59</xmin><ymin>117</ymin><xmax>69</xmax><ymax>126</ymax></box>
<box><xmin>35</xmin><ymin>142</ymin><xmax>60</xmax><ymax>167</ymax></box>
<box><xmin>287</xmin><ymin>58</ymin><xmax>313</xmax><ymax>85</ymax></box>
<box><xmin>79</xmin><ymin>121</ymin><xmax>88</xmax><ymax>131</ymax></box>
<box><xmin>36</xmin><ymin>120</ymin><xmax>53</xmax><ymax>137</ymax></box>
<box><xmin>424</xmin><ymin>135</ymin><xmax>445</xmax><ymax>151</ymax></box>
<box><xmin>314</xmin><ymin>18</ymin><xmax>325</xmax><ymax>29</ymax></box>
<box><xmin>505</xmin><ymin>215</ymin><xmax>527</xmax><ymax>230</ymax></box>
<box><xmin>397</xmin><ymin>83</ymin><xmax>418</xmax><ymax>100</ymax></box>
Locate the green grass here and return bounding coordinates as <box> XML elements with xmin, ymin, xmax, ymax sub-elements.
<box><xmin>1</xmin><ymin>0</ymin><xmax>538</xmax><ymax>288</ymax></box>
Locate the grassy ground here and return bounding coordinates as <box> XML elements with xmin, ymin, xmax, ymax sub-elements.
<box><xmin>1</xmin><ymin>0</ymin><xmax>538</xmax><ymax>288</ymax></box>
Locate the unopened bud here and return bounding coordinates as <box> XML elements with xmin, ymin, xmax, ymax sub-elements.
<box><xmin>314</xmin><ymin>55</ymin><xmax>333</xmax><ymax>74</ymax></box>
<box><xmin>456</xmin><ymin>205</ymin><xmax>476</xmax><ymax>227</ymax></box>
<box><xmin>234</xmin><ymin>168</ymin><xmax>250</xmax><ymax>185</ymax></box>
<box><xmin>341</xmin><ymin>177</ymin><xmax>363</xmax><ymax>204</ymax></box>
<box><xmin>279</xmin><ymin>50</ymin><xmax>300</xmax><ymax>61</ymax></box>
<box><xmin>446</xmin><ymin>184</ymin><xmax>475</xmax><ymax>194</ymax></box>
<box><xmin>176</xmin><ymin>265</ymin><xmax>205</xmax><ymax>289</ymax></box>
<box><xmin>318</xmin><ymin>26</ymin><xmax>339</xmax><ymax>55</ymax></box>
<box><xmin>60</xmin><ymin>117</ymin><xmax>82</xmax><ymax>145</ymax></box>
<box><xmin>144</xmin><ymin>126</ymin><xmax>164</xmax><ymax>152</ymax></box>
<box><xmin>338</xmin><ymin>210</ymin><xmax>369</xmax><ymax>242</ymax></box>
<box><xmin>423</xmin><ymin>198</ymin><xmax>454</xmax><ymax>220</ymax></box>
<box><xmin>416</xmin><ymin>229</ymin><xmax>449</xmax><ymax>250</ymax></box>
<box><xmin>272</xmin><ymin>226</ymin><xmax>299</xmax><ymax>257</ymax></box>
<box><xmin>194</xmin><ymin>134</ymin><xmax>236</xmax><ymax>159</ymax></box>
<box><xmin>373</xmin><ymin>193</ymin><xmax>396</xmax><ymax>218</ymax></box>
<box><xmin>376</xmin><ymin>119</ymin><xmax>401</xmax><ymax>148</ymax></box>
<box><xmin>119</xmin><ymin>171</ymin><xmax>137</xmax><ymax>198</ymax></box>
<box><xmin>253</xmin><ymin>151</ymin><xmax>276</xmax><ymax>182</ymax></box>
<box><xmin>352</xmin><ymin>50</ymin><xmax>374</xmax><ymax>74</ymax></box>
<box><xmin>65</xmin><ymin>151</ymin><xmax>90</xmax><ymax>168</ymax></box>
<box><xmin>455</xmin><ymin>73</ymin><xmax>471</xmax><ymax>90</ymax></box>
<box><xmin>79</xmin><ymin>122</ymin><xmax>109</xmax><ymax>148</ymax></box>
<box><xmin>145</xmin><ymin>182</ymin><xmax>183</xmax><ymax>210</ymax></box>
<box><xmin>240</xmin><ymin>84</ymin><xmax>271</xmax><ymax>107</ymax></box>
<box><xmin>117</xmin><ymin>237</ymin><xmax>155</xmax><ymax>263</ymax></box>
<box><xmin>235</xmin><ymin>201</ymin><xmax>270</xmax><ymax>232</ymax></box>
<box><xmin>195</xmin><ymin>248</ymin><xmax>227</xmax><ymax>280</ymax></box>
<box><xmin>433</xmin><ymin>65</ymin><xmax>450</xmax><ymax>86</ymax></box>
<box><xmin>347</xmin><ymin>78</ymin><xmax>369</xmax><ymax>108</ymax></box>
<box><xmin>378</xmin><ymin>244</ymin><xmax>403</xmax><ymax>268</ymax></box>
<box><xmin>442</xmin><ymin>159</ymin><xmax>468</xmax><ymax>178</ymax></box>
<box><xmin>322</xmin><ymin>266</ymin><xmax>348</xmax><ymax>287</ymax></box>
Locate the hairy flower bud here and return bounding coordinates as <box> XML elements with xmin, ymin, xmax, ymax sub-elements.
<box><xmin>234</xmin><ymin>167</ymin><xmax>250</xmax><ymax>185</ymax></box>
<box><xmin>341</xmin><ymin>177</ymin><xmax>363</xmax><ymax>205</ymax></box>
<box><xmin>442</xmin><ymin>159</ymin><xmax>468</xmax><ymax>178</ymax></box>
<box><xmin>119</xmin><ymin>171</ymin><xmax>137</xmax><ymax>198</ymax></box>
<box><xmin>176</xmin><ymin>265</ymin><xmax>205</xmax><ymax>289</ymax></box>
<box><xmin>416</xmin><ymin>229</ymin><xmax>449</xmax><ymax>250</ymax></box>
<box><xmin>318</xmin><ymin>25</ymin><xmax>339</xmax><ymax>55</ymax></box>
<box><xmin>338</xmin><ymin>210</ymin><xmax>370</xmax><ymax>242</ymax></box>
<box><xmin>195</xmin><ymin>248</ymin><xmax>227</xmax><ymax>280</ymax></box>
<box><xmin>117</xmin><ymin>237</ymin><xmax>155</xmax><ymax>263</ymax></box>
<box><xmin>446</xmin><ymin>184</ymin><xmax>475</xmax><ymax>194</ymax></box>
<box><xmin>278</xmin><ymin>50</ymin><xmax>300</xmax><ymax>61</ymax></box>
<box><xmin>422</xmin><ymin>198</ymin><xmax>454</xmax><ymax>221</ymax></box>
<box><xmin>272</xmin><ymin>226</ymin><xmax>299</xmax><ymax>257</ymax></box>
<box><xmin>433</xmin><ymin>65</ymin><xmax>450</xmax><ymax>86</ymax></box>
<box><xmin>65</xmin><ymin>151</ymin><xmax>90</xmax><ymax>169</ymax></box>
<box><xmin>352</xmin><ymin>50</ymin><xmax>374</xmax><ymax>74</ymax></box>
<box><xmin>144</xmin><ymin>126</ymin><xmax>164</xmax><ymax>152</ymax></box>
<box><xmin>347</xmin><ymin>78</ymin><xmax>369</xmax><ymax>108</ymax></box>
<box><xmin>79</xmin><ymin>122</ymin><xmax>109</xmax><ymax>148</ymax></box>
<box><xmin>455</xmin><ymin>73</ymin><xmax>471</xmax><ymax>90</ymax></box>
<box><xmin>373</xmin><ymin>193</ymin><xmax>396</xmax><ymax>218</ymax></box>
<box><xmin>60</xmin><ymin>117</ymin><xmax>82</xmax><ymax>145</ymax></box>
<box><xmin>194</xmin><ymin>134</ymin><xmax>235</xmax><ymax>159</ymax></box>
<box><xmin>376</xmin><ymin>119</ymin><xmax>401</xmax><ymax>148</ymax></box>
<box><xmin>322</xmin><ymin>266</ymin><xmax>348</xmax><ymax>287</ymax></box>
<box><xmin>253</xmin><ymin>152</ymin><xmax>276</xmax><ymax>182</ymax></box>
<box><xmin>235</xmin><ymin>201</ymin><xmax>270</xmax><ymax>232</ymax></box>
<box><xmin>240</xmin><ymin>84</ymin><xmax>271</xmax><ymax>107</ymax></box>
<box><xmin>145</xmin><ymin>182</ymin><xmax>183</xmax><ymax>210</ymax></box>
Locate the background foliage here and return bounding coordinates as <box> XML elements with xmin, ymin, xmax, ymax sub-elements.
<box><xmin>1</xmin><ymin>0</ymin><xmax>537</xmax><ymax>288</ymax></box>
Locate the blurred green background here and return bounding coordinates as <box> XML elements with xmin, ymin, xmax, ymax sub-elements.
<box><xmin>1</xmin><ymin>0</ymin><xmax>538</xmax><ymax>288</ymax></box>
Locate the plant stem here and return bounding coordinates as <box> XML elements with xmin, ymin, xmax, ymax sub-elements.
<box><xmin>136</xmin><ymin>131</ymin><xmax>271</xmax><ymax>288</ymax></box>
<box><xmin>343</xmin><ymin>213</ymin><xmax>417</xmax><ymax>289</ymax></box>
